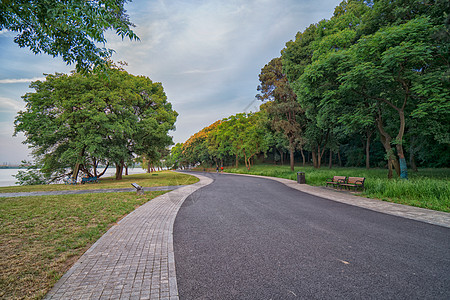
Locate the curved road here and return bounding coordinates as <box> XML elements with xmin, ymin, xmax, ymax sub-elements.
<box><xmin>174</xmin><ymin>172</ymin><xmax>450</xmax><ymax>299</ymax></box>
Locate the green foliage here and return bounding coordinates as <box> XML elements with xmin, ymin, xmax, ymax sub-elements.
<box><xmin>14</xmin><ymin>65</ymin><xmax>177</xmax><ymax>181</ymax></box>
<box><xmin>177</xmin><ymin>112</ymin><xmax>270</xmax><ymax>170</ymax></box>
<box><xmin>13</xmin><ymin>161</ymin><xmax>49</xmax><ymax>185</ymax></box>
<box><xmin>0</xmin><ymin>0</ymin><xmax>139</xmax><ymax>72</ymax></box>
<box><xmin>281</xmin><ymin>0</ymin><xmax>450</xmax><ymax>176</ymax></box>
<box><xmin>257</xmin><ymin>57</ymin><xmax>305</xmax><ymax>170</ymax></box>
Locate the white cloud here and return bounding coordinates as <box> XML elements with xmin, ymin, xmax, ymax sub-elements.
<box><xmin>0</xmin><ymin>77</ymin><xmax>46</xmax><ymax>84</ymax></box>
<box><xmin>0</xmin><ymin>96</ymin><xmax>24</xmax><ymax>112</ymax></box>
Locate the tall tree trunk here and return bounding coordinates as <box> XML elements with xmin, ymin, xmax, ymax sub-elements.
<box><xmin>72</xmin><ymin>147</ymin><xmax>85</xmax><ymax>180</ymax></box>
<box><xmin>409</xmin><ymin>136</ymin><xmax>418</xmax><ymax>172</ymax></box>
<box><xmin>300</xmin><ymin>147</ymin><xmax>305</xmax><ymax>166</ymax></box>
<box><xmin>289</xmin><ymin>148</ymin><xmax>294</xmax><ymax>171</ymax></box>
<box><xmin>73</xmin><ymin>163</ymin><xmax>81</xmax><ymax>180</ymax></box>
<box><xmin>312</xmin><ymin>150</ymin><xmax>318</xmax><ymax>169</ymax></box>
<box><xmin>125</xmin><ymin>165</ymin><xmax>128</xmax><ymax>176</ymax></box>
<box><xmin>93</xmin><ymin>158</ymin><xmax>98</xmax><ymax>177</ymax></box>
<box><xmin>289</xmin><ymin>138</ymin><xmax>295</xmax><ymax>171</ymax></box>
<box><xmin>317</xmin><ymin>146</ymin><xmax>322</xmax><ymax>169</ymax></box>
<box><xmin>338</xmin><ymin>150</ymin><xmax>342</xmax><ymax>167</ymax></box>
<box><xmin>115</xmin><ymin>161</ymin><xmax>124</xmax><ymax>180</ymax></box>
<box><xmin>396</xmin><ymin>110</ymin><xmax>408</xmax><ymax>179</ymax></box>
<box><xmin>377</xmin><ymin>111</ymin><xmax>400</xmax><ymax>179</ymax></box>
<box><xmin>365</xmin><ymin>130</ymin><xmax>372</xmax><ymax>169</ymax></box>
<box><xmin>329</xmin><ymin>150</ymin><xmax>332</xmax><ymax>169</ymax></box>
<box><xmin>410</xmin><ymin>152</ymin><xmax>418</xmax><ymax>172</ymax></box>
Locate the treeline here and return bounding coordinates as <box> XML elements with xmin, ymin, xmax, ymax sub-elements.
<box><xmin>170</xmin><ymin>0</ymin><xmax>449</xmax><ymax>178</ymax></box>
<box><xmin>14</xmin><ymin>63</ymin><xmax>177</xmax><ymax>184</ymax></box>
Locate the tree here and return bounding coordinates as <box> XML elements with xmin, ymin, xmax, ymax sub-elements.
<box><xmin>339</xmin><ymin>17</ymin><xmax>448</xmax><ymax>178</ymax></box>
<box><xmin>0</xmin><ymin>0</ymin><xmax>139</xmax><ymax>72</ymax></box>
<box><xmin>14</xmin><ymin>64</ymin><xmax>177</xmax><ymax>183</ymax></box>
<box><xmin>257</xmin><ymin>57</ymin><xmax>305</xmax><ymax>171</ymax></box>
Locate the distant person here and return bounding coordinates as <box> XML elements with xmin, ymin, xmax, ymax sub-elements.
<box><xmin>221</xmin><ymin>166</ymin><xmax>224</xmax><ymax>172</ymax></box>
<box><xmin>216</xmin><ymin>165</ymin><xmax>219</xmax><ymax>173</ymax></box>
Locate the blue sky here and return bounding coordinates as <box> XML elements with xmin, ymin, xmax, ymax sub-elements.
<box><xmin>0</xmin><ymin>0</ymin><xmax>341</xmax><ymax>164</ymax></box>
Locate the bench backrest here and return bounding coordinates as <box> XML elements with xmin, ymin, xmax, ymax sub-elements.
<box><xmin>347</xmin><ymin>177</ymin><xmax>365</xmax><ymax>184</ymax></box>
<box><xmin>131</xmin><ymin>183</ymin><xmax>142</xmax><ymax>189</ymax></box>
<box><xmin>333</xmin><ymin>176</ymin><xmax>346</xmax><ymax>182</ymax></box>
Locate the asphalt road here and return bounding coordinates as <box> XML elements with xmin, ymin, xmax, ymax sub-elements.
<box><xmin>173</xmin><ymin>172</ymin><xmax>450</xmax><ymax>299</ymax></box>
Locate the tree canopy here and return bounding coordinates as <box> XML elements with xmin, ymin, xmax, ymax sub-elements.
<box><xmin>14</xmin><ymin>64</ymin><xmax>177</xmax><ymax>183</ymax></box>
<box><xmin>172</xmin><ymin>0</ymin><xmax>449</xmax><ymax>177</ymax></box>
<box><xmin>0</xmin><ymin>0</ymin><xmax>139</xmax><ymax>72</ymax></box>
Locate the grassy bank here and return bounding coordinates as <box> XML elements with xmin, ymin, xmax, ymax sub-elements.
<box><xmin>226</xmin><ymin>165</ymin><xmax>450</xmax><ymax>212</ymax></box>
<box><xmin>0</xmin><ymin>170</ymin><xmax>198</xmax><ymax>193</ymax></box>
<box><xmin>0</xmin><ymin>171</ymin><xmax>199</xmax><ymax>299</ymax></box>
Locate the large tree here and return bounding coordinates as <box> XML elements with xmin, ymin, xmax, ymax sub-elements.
<box><xmin>0</xmin><ymin>0</ymin><xmax>139</xmax><ymax>72</ymax></box>
<box><xmin>14</xmin><ymin>65</ymin><xmax>177</xmax><ymax>183</ymax></box>
<box><xmin>257</xmin><ymin>57</ymin><xmax>304</xmax><ymax>171</ymax></box>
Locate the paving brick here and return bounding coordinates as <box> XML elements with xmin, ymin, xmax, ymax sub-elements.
<box><xmin>44</xmin><ymin>174</ymin><xmax>212</xmax><ymax>300</ymax></box>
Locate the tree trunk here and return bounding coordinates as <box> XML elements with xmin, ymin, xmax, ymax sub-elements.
<box><xmin>73</xmin><ymin>163</ymin><xmax>81</xmax><ymax>180</ymax></box>
<box><xmin>410</xmin><ymin>152</ymin><xmax>418</xmax><ymax>172</ymax></box>
<box><xmin>235</xmin><ymin>154</ymin><xmax>239</xmax><ymax>168</ymax></box>
<box><xmin>280</xmin><ymin>149</ymin><xmax>284</xmax><ymax>165</ymax></box>
<box><xmin>125</xmin><ymin>165</ymin><xmax>128</xmax><ymax>176</ymax></box>
<box><xmin>338</xmin><ymin>150</ymin><xmax>342</xmax><ymax>167</ymax></box>
<box><xmin>72</xmin><ymin>147</ymin><xmax>86</xmax><ymax>180</ymax></box>
<box><xmin>329</xmin><ymin>150</ymin><xmax>332</xmax><ymax>169</ymax></box>
<box><xmin>396</xmin><ymin>110</ymin><xmax>408</xmax><ymax>179</ymax></box>
<box><xmin>97</xmin><ymin>163</ymin><xmax>109</xmax><ymax>178</ymax></box>
<box><xmin>115</xmin><ymin>161</ymin><xmax>124</xmax><ymax>180</ymax></box>
<box><xmin>312</xmin><ymin>150</ymin><xmax>318</xmax><ymax>168</ymax></box>
<box><xmin>93</xmin><ymin>158</ymin><xmax>98</xmax><ymax>177</ymax></box>
<box><xmin>317</xmin><ymin>146</ymin><xmax>322</xmax><ymax>169</ymax></box>
<box><xmin>377</xmin><ymin>112</ymin><xmax>400</xmax><ymax>178</ymax></box>
<box><xmin>300</xmin><ymin>147</ymin><xmax>305</xmax><ymax>166</ymax></box>
<box><xmin>365</xmin><ymin>131</ymin><xmax>372</xmax><ymax>169</ymax></box>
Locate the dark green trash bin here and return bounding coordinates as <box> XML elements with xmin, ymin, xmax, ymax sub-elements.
<box><xmin>297</xmin><ymin>172</ymin><xmax>306</xmax><ymax>184</ymax></box>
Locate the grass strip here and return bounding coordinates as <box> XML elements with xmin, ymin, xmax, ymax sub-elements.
<box><xmin>0</xmin><ymin>191</ymin><xmax>168</xmax><ymax>299</ymax></box>
<box><xmin>0</xmin><ymin>170</ymin><xmax>198</xmax><ymax>193</ymax></box>
<box><xmin>224</xmin><ymin>165</ymin><xmax>450</xmax><ymax>212</ymax></box>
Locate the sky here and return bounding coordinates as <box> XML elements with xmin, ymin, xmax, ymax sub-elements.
<box><xmin>0</xmin><ymin>0</ymin><xmax>342</xmax><ymax>165</ymax></box>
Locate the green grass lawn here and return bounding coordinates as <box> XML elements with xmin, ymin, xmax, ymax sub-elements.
<box><xmin>0</xmin><ymin>170</ymin><xmax>199</xmax><ymax>193</ymax></box>
<box><xmin>0</xmin><ymin>171</ymin><xmax>199</xmax><ymax>299</ymax></box>
<box><xmin>226</xmin><ymin>165</ymin><xmax>450</xmax><ymax>212</ymax></box>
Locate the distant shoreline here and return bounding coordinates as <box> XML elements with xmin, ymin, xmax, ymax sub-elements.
<box><xmin>0</xmin><ymin>166</ymin><xmax>25</xmax><ymax>169</ymax></box>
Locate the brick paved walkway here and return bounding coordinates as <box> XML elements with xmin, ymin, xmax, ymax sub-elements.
<box><xmin>45</xmin><ymin>173</ymin><xmax>212</xmax><ymax>300</ymax></box>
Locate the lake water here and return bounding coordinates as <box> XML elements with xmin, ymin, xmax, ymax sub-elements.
<box><xmin>0</xmin><ymin>168</ymin><xmax>148</xmax><ymax>187</ymax></box>
<box><xmin>0</xmin><ymin>169</ymin><xmax>20</xmax><ymax>187</ymax></box>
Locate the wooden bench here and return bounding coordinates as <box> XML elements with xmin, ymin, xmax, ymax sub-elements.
<box><xmin>339</xmin><ymin>177</ymin><xmax>365</xmax><ymax>191</ymax></box>
<box><xmin>131</xmin><ymin>183</ymin><xmax>144</xmax><ymax>195</ymax></box>
<box><xmin>326</xmin><ymin>176</ymin><xmax>347</xmax><ymax>188</ymax></box>
<box><xmin>81</xmin><ymin>176</ymin><xmax>98</xmax><ymax>184</ymax></box>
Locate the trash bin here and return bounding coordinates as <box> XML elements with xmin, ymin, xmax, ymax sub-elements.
<box><xmin>297</xmin><ymin>172</ymin><xmax>306</xmax><ymax>184</ymax></box>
